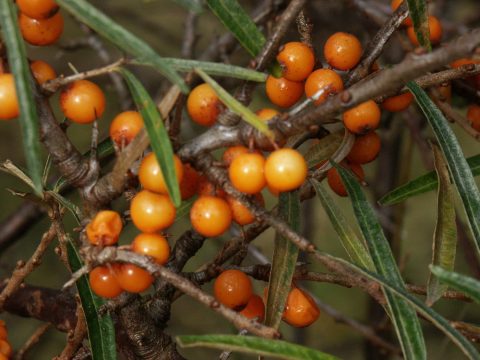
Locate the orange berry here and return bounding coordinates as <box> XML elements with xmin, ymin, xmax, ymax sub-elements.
<box><xmin>139</xmin><ymin>152</ymin><xmax>184</xmax><ymax>195</ymax></box>
<box><xmin>327</xmin><ymin>162</ymin><xmax>365</xmax><ymax>197</ymax></box>
<box><xmin>132</xmin><ymin>233</ymin><xmax>170</xmax><ymax>265</ymax></box>
<box><xmin>264</xmin><ymin>148</ymin><xmax>307</xmax><ymax>192</ymax></box>
<box><xmin>19</xmin><ymin>12</ymin><xmax>63</xmax><ymax>46</ymax></box>
<box><xmin>190</xmin><ymin>195</ymin><xmax>232</xmax><ymax>237</ymax></box>
<box><xmin>197</xmin><ymin>176</ymin><xmax>226</xmax><ymax>198</ymax></box>
<box><xmin>256</xmin><ymin>108</ymin><xmax>280</xmax><ymax>121</ymax></box>
<box><xmin>222</xmin><ymin>146</ymin><xmax>250</xmax><ymax>167</ymax></box>
<box><xmin>227</xmin><ymin>193</ymin><xmax>264</xmax><ymax>226</ymax></box>
<box><xmin>0</xmin><ymin>74</ymin><xmax>19</xmax><ymax>120</ymax></box>
<box><xmin>109</xmin><ymin>111</ymin><xmax>144</xmax><ymax>147</ymax></box>
<box><xmin>229</xmin><ymin>153</ymin><xmax>266</xmax><ymax>194</ymax></box>
<box><xmin>347</xmin><ymin>132</ymin><xmax>381</xmax><ymax>164</ymax></box>
<box><xmin>277</xmin><ymin>42</ymin><xmax>315</xmax><ymax>82</ymax></box>
<box><xmin>180</xmin><ymin>163</ymin><xmax>200</xmax><ymax>200</ymax></box>
<box><xmin>381</xmin><ymin>92</ymin><xmax>413</xmax><ymax>112</ymax></box>
<box><xmin>30</xmin><ymin>60</ymin><xmax>56</xmax><ymax>84</ymax></box>
<box><xmin>343</xmin><ymin>100</ymin><xmax>381</xmax><ymax>134</ymax></box>
<box><xmin>86</xmin><ymin>210</ymin><xmax>122</xmax><ymax>246</ymax></box>
<box><xmin>0</xmin><ymin>327</ymin><xmax>6</xmax><ymax>341</ymax></box>
<box><xmin>435</xmin><ymin>83</ymin><xmax>452</xmax><ymax>103</ymax></box>
<box><xmin>89</xmin><ymin>266</ymin><xmax>123</xmax><ymax>299</ymax></box>
<box><xmin>115</xmin><ymin>264</ymin><xmax>153</xmax><ymax>293</ymax></box>
<box><xmin>324</xmin><ymin>32</ymin><xmax>363</xmax><ymax>71</ymax></box>
<box><xmin>407</xmin><ymin>16</ymin><xmax>442</xmax><ymax>46</ymax></box>
<box><xmin>282</xmin><ymin>287</ymin><xmax>320</xmax><ymax>328</ymax></box>
<box><xmin>60</xmin><ymin>80</ymin><xmax>106</xmax><ymax>124</ymax></box>
<box><xmin>239</xmin><ymin>294</ymin><xmax>265</xmax><ymax>321</ymax></box>
<box><xmin>214</xmin><ymin>269</ymin><xmax>253</xmax><ymax>310</ymax></box>
<box><xmin>130</xmin><ymin>190</ymin><xmax>176</xmax><ymax>233</ymax></box>
<box><xmin>467</xmin><ymin>104</ymin><xmax>480</xmax><ymax>132</ymax></box>
<box><xmin>0</xmin><ymin>339</ymin><xmax>11</xmax><ymax>358</ymax></box>
<box><xmin>391</xmin><ymin>0</ymin><xmax>412</xmax><ymax>26</ymax></box>
<box><xmin>265</xmin><ymin>75</ymin><xmax>304</xmax><ymax>108</ymax></box>
<box><xmin>187</xmin><ymin>83</ymin><xmax>221</xmax><ymax>126</ymax></box>
<box><xmin>17</xmin><ymin>0</ymin><xmax>59</xmax><ymax>19</ymax></box>
<box><xmin>305</xmin><ymin>69</ymin><xmax>344</xmax><ymax>105</ymax></box>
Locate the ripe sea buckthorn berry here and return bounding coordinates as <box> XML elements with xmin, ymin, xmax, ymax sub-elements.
<box><xmin>30</xmin><ymin>60</ymin><xmax>56</xmax><ymax>84</ymax></box>
<box><xmin>343</xmin><ymin>100</ymin><xmax>381</xmax><ymax>134</ymax></box>
<box><xmin>190</xmin><ymin>195</ymin><xmax>232</xmax><ymax>237</ymax></box>
<box><xmin>0</xmin><ymin>326</ymin><xmax>6</xmax><ymax>340</ymax></box>
<box><xmin>305</xmin><ymin>69</ymin><xmax>344</xmax><ymax>105</ymax></box>
<box><xmin>17</xmin><ymin>0</ymin><xmax>59</xmax><ymax>19</ymax></box>
<box><xmin>0</xmin><ymin>74</ymin><xmax>19</xmax><ymax>120</ymax></box>
<box><xmin>130</xmin><ymin>190</ymin><xmax>176</xmax><ymax>233</ymax></box>
<box><xmin>214</xmin><ymin>269</ymin><xmax>253</xmax><ymax>310</ymax></box>
<box><xmin>239</xmin><ymin>294</ymin><xmax>265</xmax><ymax>321</ymax></box>
<box><xmin>187</xmin><ymin>83</ymin><xmax>221</xmax><ymax>126</ymax></box>
<box><xmin>86</xmin><ymin>210</ymin><xmax>122</xmax><ymax>246</ymax></box>
<box><xmin>264</xmin><ymin>148</ymin><xmax>307</xmax><ymax>192</ymax></box>
<box><xmin>256</xmin><ymin>108</ymin><xmax>280</xmax><ymax>121</ymax></box>
<box><xmin>391</xmin><ymin>0</ymin><xmax>412</xmax><ymax>26</ymax></box>
<box><xmin>222</xmin><ymin>146</ymin><xmax>250</xmax><ymax>167</ymax></box>
<box><xmin>0</xmin><ymin>339</ymin><xmax>11</xmax><ymax>358</ymax></box>
<box><xmin>89</xmin><ymin>266</ymin><xmax>123</xmax><ymax>299</ymax></box>
<box><xmin>19</xmin><ymin>12</ymin><xmax>63</xmax><ymax>46</ymax></box>
<box><xmin>381</xmin><ymin>92</ymin><xmax>413</xmax><ymax>112</ymax></box>
<box><xmin>60</xmin><ymin>80</ymin><xmax>106</xmax><ymax>124</ymax></box>
<box><xmin>327</xmin><ymin>162</ymin><xmax>364</xmax><ymax>197</ymax></box>
<box><xmin>467</xmin><ymin>104</ymin><xmax>480</xmax><ymax>131</ymax></box>
<box><xmin>229</xmin><ymin>153</ymin><xmax>266</xmax><ymax>194</ymax></box>
<box><xmin>347</xmin><ymin>132</ymin><xmax>381</xmax><ymax>164</ymax></box>
<box><xmin>132</xmin><ymin>233</ymin><xmax>170</xmax><ymax>265</ymax></box>
<box><xmin>324</xmin><ymin>32</ymin><xmax>363</xmax><ymax>71</ymax></box>
<box><xmin>407</xmin><ymin>16</ymin><xmax>442</xmax><ymax>46</ymax></box>
<box><xmin>180</xmin><ymin>163</ymin><xmax>200</xmax><ymax>200</ymax></box>
<box><xmin>282</xmin><ymin>287</ymin><xmax>320</xmax><ymax>328</ymax></box>
<box><xmin>265</xmin><ymin>75</ymin><xmax>304</xmax><ymax>108</ymax></box>
<box><xmin>109</xmin><ymin>111</ymin><xmax>144</xmax><ymax>147</ymax></box>
<box><xmin>227</xmin><ymin>193</ymin><xmax>264</xmax><ymax>226</ymax></box>
<box><xmin>197</xmin><ymin>176</ymin><xmax>226</xmax><ymax>198</ymax></box>
<box><xmin>277</xmin><ymin>42</ymin><xmax>315</xmax><ymax>82</ymax></box>
<box><xmin>139</xmin><ymin>152</ymin><xmax>184</xmax><ymax>195</ymax></box>
<box><xmin>115</xmin><ymin>264</ymin><xmax>153</xmax><ymax>293</ymax></box>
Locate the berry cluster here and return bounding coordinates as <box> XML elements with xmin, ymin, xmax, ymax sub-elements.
<box><xmin>0</xmin><ymin>321</ymin><xmax>11</xmax><ymax>360</ymax></box>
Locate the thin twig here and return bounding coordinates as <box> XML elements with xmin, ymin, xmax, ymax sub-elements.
<box><xmin>14</xmin><ymin>323</ymin><xmax>51</xmax><ymax>360</ymax></box>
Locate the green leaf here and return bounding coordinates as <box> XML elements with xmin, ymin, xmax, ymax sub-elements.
<box><xmin>406</xmin><ymin>0</ymin><xmax>431</xmax><ymax>50</ymax></box>
<box><xmin>0</xmin><ymin>1</ymin><xmax>43</xmax><ymax>196</ymax></box>
<box><xmin>337</xmin><ymin>164</ymin><xmax>426</xmax><ymax>360</ymax></box>
<box><xmin>205</xmin><ymin>0</ymin><xmax>266</xmax><ymax>57</ymax></box>
<box><xmin>195</xmin><ymin>68</ymin><xmax>273</xmax><ymax>137</ymax></box>
<box><xmin>265</xmin><ymin>191</ymin><xmax>300</xmax><ymax>329</ymax></box>
<box><xmin>56</xmin><ymin>0</ymin><xmax>188</xmax><ymax>93</ymax></box>
<box><xmin>171</xmin><ymin>0</ymin><xmax>203</xmax><ymax>13</ymax></box>
<box><xmin>311</xmin><ymin>180</ymin><xmax>374</xmax><ymax>270</ymax></box>
<box><xmin>426</xmin><ymin>144</ymin><xmax>457</xmax><ymax>306</ymax></box>
<box><xmin>177</xmin><ymin>335</ymin><xmax>339</xmax><ymax>360</ymax></box>
<box><xmin>67</xmin><ymin>241</ymin><xmax>117</xmax><ymax>360</ymax></box>
<box><xmin>304</xmin><ymin>132</ymin><xmax>344</xmax><ymax>169</ymax></box>
<box><xmin>46</xmin><ymin>191</ymin><xmax>83</xmax><ymax>224</ymax></box>
<box><xmin>408</xmin><ymin>81</ymin><xmax>480</xmax><ymax>256</ymax></box>
<box><xmin>430</xmin><ymin>266</ymin><xmax>480</xmax><ymax>304</ymax></box>
<box><xmin>119</xmin><ymin>68</ymin><xmax>181</xmax><ymax>207</ymax></box>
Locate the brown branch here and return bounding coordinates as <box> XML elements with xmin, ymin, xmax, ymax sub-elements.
<box><xmin>14</xmin><ymin>323</ymin><xmax>51</xmax><ymax>360</ymax></box>
<box><xmin>55</xmin><ymin>299</ymin><xmax>87</xmax><ymax>360</ymax></box>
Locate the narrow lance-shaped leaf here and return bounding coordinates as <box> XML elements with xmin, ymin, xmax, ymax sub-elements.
<box><xmin>408</xmin><ymin>81</ymin><xmax>480</xmax><ymax>257</ymax></box>
<box><xmin>206</xmin><ymin>0</ymin><xmax>266</xmax><ymax>57</ymax></box>
<box><xmin>0</xmin><ymin>1</ymin><xmax>43</xmax><ymax>196</ymax></box>
<box><xmin>177</xmin><ymin>335</ymin><xmax>339</xmax><ymax>360</ymax></box>
<box><xmin>265</xmin><ymin>191</ymin><xmax>300</xmax><ymax>329</ymax></box>
<box><xmin>430</xmin><ymin>266</ymin><xmax>480</xmax><ymax>304</ymax></box>
<box><xmin>304</xmin><ymin>132</ymin><xmax>344</xmax><ymax>169</ymax></box>
<box><xmin>426</xmin><ymin>144</ymin><xmax>457</xmax><ymax>306</ymax></box>
<box><xmin>337</xmin><ymin>164</ymin><xmax>426</xmax><ymax>360</ymax></box>
<box><xmin>119</xmin><ymin>68</ymin><xmax>182</xmax><ymax>207</ymax></box>
<box><xmin>406</xmin><ymin>0</ymin><xmax>431</xmax><ymax>50</ymax></box>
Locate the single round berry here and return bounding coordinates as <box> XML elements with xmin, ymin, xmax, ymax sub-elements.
<box><xmin>0</xmin><ymin>339</ymin><xmax>12</xmax><ymax>358</ymax></box>
<box><xmin>197</xmin><ymin>176</ymin><xmax>227</xmax><ymax>198</ymax></box>
<box><xmin>139</xmin><ymin>152</ymin><xmax>184</xmax><ymax>195</ymax></box>
<box><xmin>239</xmin><ymin>294</ymin><xmax>265</xmax><ymax>321</ymax></box>
<box><xmin>467</xmin><ymin>104</ymin><xmax>480</xmax><ymax>132</ymax></box>
<box><xmin>19</xmin><ymin>12</ymin><xmax>63</xmax><ymax>46</ymax></box>
<box><xmin>30</xmin><ymin>60</ymin><xmax>56</xmax><ymax>84</ymax></box>
<box><xmin>347</xmin><ymin>132</ymin><xmax>381</xmax><ymax>164</ymax></box>
<box><xmin>86</xmin><ymin>210</ymin><xmax>123</xmax><ymax>246</ymax></box>
<box><xmin>214</xmin><ymin>269</ymin><xmax>253</xmax><ymax>310</ymax></box>
<box><xmin>109</xmin><ymin>111</ymin><xmax>144</xmax><ymax>147</ymax></box>
<box><xmin>305</xmin><ymin>69</ymin><xmax>344</xmax><ymax>105</ymax></box>
<box><xmin>17</xmin><ymin>0</ymin><xmax>59</xmax><ymax>19</ymax></box>
<box><xmin>227</xmin><ymin>193</ymin><xmax>264</xmax><ymax>226</ymax></box>
<box><xmin>222</xmin><ymin>146</ymin><xmax>250</xmax><ymax>167</ymax></box>
<box><xmin>343</xmin><ymin>100</ymin><xmax>381</xmax><ymax>134</ymax></box>
<box><xmin>264</xmin><ymin>148</ymin><xmax>308</xmax><ymax>192</ymax></box>
<box><xmin>391</xmin><ymin>0</ymin><xmax>412</xmax><ymax>26</ymax></box>
<box><xmin>130</xmin><ymin>190</ymin><xmax>176</xmax><ymax>233</ymax></box>
<box><xmin>407</xmin><ymin>16</ymin><xmax>442</xmax><ymax>46</ymax></box>
<box><xmin>60</xmin><ymin>80</ymin><xmax>106</xmax><ymax>124</ymax></box>
<box><xmin>0</xmin><ymin>74</ymin><xmax>19</xmax><ymax>120</ymax></box>
<box><xmin>282</xmin><ymin>287</ymin><xmax>320</xmax><ymax>328</ymax></box>
<box><xmin>381</xmin><ymin>92</ymin><xmax>413</xmax><ymax>112</ymax></box>
<box><xmin>256</xmin><ymin>108</ymin><xmax>280</xmax><ymax>122</ymax></box>
<box><xmin>187</xmin><ymin>83</ymin><xmax>221</xmax><ymax>126</ymax></box>
<box><xmin>277</xmin><ymin>42</ymin><xmax>315</xmax><ymax>82</ymax></box>
<box><xmin>190</xmin><ymin>195</ymin><xmax>232</xmax><ymax>237</ymax></box>
<box><xmin>89</xmin><ymin>266</ymin><xmax>123</xmax><ymax>299</ymax></box>
<box><xmin>265</xmin><ymin>75</ymin><xmax>304</xmax><ymax>108</ymax></box>
<box><xmin>180</xmin><ymin>163</ymin><xmax>200</xmax><ymax>200</ymax></box>
<box><xmin>327</xmin><ymin>162</ymin><xmax>365</xmax><ymax>197</ymax></box>
<box><xmin>229</xmin><ymin>153</ymin><xmax>266</xmax><ymax>194</ymax></box>
<box><xmin>324</xmin><ymin>32</ymin><xmax>363</xmax><ymax>71</ymax></box>
<box><xmin>132</xmin><ymin>233</ymin><xmax>170</xmax><ymax>265</ymax></box>
<box><xmin>115</xmin><ymin>264</ymin><xmax>153</xmax><ymax>293</ymax></box>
